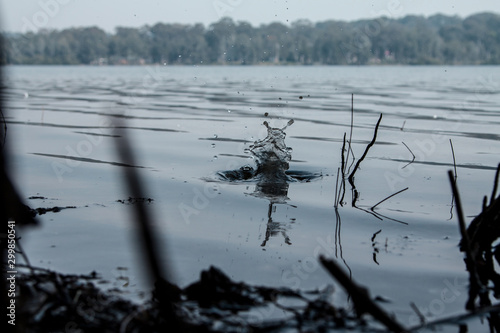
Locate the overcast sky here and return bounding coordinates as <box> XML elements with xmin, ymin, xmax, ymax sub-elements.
<box><xmin>1</xmin><ymin>0</ymin><xmax>499</xmax><ymax>33</ymax></box>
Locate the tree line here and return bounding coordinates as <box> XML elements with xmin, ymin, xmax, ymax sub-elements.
<box><xmin>1</xmin><ymin>12</ymin><xmax>500</xmax><ymax>65</ymax></box>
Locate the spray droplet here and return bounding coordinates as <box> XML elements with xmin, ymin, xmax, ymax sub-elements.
<box><xmin>213</xmin><ymin>155</ymin><xmax>218</xmax><ymax>159</ymax></box>
<box><xmin>227</xmin><ymin>110</ymin><xmax>231</xmax><ymax>113</ymax></box>
<box><xmin>211</xmin><ymin>143</ymin><xmax>216</xmax><ymax>148</ymax></box>
<box><xmin>213</xmin><ymin>134</ymin><xmax>218</xmax><ymax>138</ymax></box>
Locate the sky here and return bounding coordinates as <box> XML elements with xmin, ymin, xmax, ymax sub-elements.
<box><xmin>1</xmin><ymin>0</ymin><xmax>499</xmax><ymax>33</ymax></box>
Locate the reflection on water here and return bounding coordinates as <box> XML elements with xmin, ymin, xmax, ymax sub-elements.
<box><xmin>219</xmin><ymin>120</ymin><xmax>300</xmax><ymax>246</ymax></box>
<box><xmin>260</xmin><ymin>202</ymin><xmax>293</xmax><ymax>247</ymax></box>
<box><xmin>250</xmin><ymin>120</ymin><xmax>294</xmax><ymax>247</ymax></box>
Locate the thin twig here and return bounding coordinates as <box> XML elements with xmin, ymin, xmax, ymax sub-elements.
<box><xmin>345</xmin><ymin>94</ymin><xmax>354</xmax><ymax>174</ymax></box>
<box><xmin>370</xmin><ymin>187</ymin><xmax>408</xmax><ymax>211</ymax></box>
<box><xmin>448</xmin><ymin>170</ymin><xmax>485</xmax><ymax>310</ymax></box>
<box><xmin>450</xmin><ymin>139</ymin><xmax>457</xmax><ymax>182</ymax></box>
<box><xmin>347</xmin><ymin>144</ymin><xmax>356</xmax><ymax>174</ymax></box>
<box><xmin>400</xmin><ymin>120</ymin><xmax>406</xmax><ymax>131</ymax></box>
<box><xmin>401</xmin><ymin>142</ymin><xmax>415</xmax><ymax>169</ymax></box>
<box><xmin>410</xmin><ymin>302</ymin><xmax>426</xmax><ymax>326</ymax></box>
<box><xmin>338</xmin><ymin>133</ymin><xmax>347</xmax><ymax>206</ymax></box>
<box><xmin>490</xmin><ymin>163</ymin><xmax>500</xmax><ymax>206</ymax></box>
<box><xmin>334</xmin><ymin>167</ymin><xmax>340</xmax><ymax>208</ymax></box>
<box><xmin>0</xmin><ymin>108</ymin><xmax>6</xmax><ymax>147</ymax></box>
<box><xmin>448</xmin><ymin>170</ymin><xmax>470</xmax><ymax>257</ymax></box>
<box><xmin>319</xmin><ymin>256</ymin><xmax>407</xmax><ymax>333</ymax></box>
<box><xmin>348</xmin><ymin>113</ymin><xmax>383</xmax><ymax>188</ymax></box>
<box><xmin>448</xmin><ymin>139</ymin><xmax>458</xmax><ymax>221</ymax></box>
<box><xmin>341</xmin><ymin>132</ymin><xmax>346</xmax><ymax>174</ymax></box>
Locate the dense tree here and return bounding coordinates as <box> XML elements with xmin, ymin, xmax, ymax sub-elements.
<box><xmin>2</xmin><ymin>12</ymin><xmax>499</xmax><ymax>65</ymax></box>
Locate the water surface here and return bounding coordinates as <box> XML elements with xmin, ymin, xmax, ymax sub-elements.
<box><xmin>4</xmin><ymin>65</ymin><xmax>500</xmax><ymax>331</ymax></box>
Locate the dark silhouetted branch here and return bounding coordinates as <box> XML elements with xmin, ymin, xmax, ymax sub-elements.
<box><xmin>371</xmin><ymin>187</ymin><xmax>408</xmax><ymax>211</ymax></box>
<box><xmin>345</xmin><ymin>94</ymin><xmax>354</xmax><ymax>174</ymax></box>
<box><xmin>490</xmin><ymin>163</ymin><xmax>500</xmax><ymax>206</ymax></box>
<box><xmin>112</xmin><ymin>119</ymin><xmax>181</xmax><ymax>330</ymax></box>
<box><xmin>450</xmin><ymin>139</ymin><xmax>457</xmax><ymax>181</ymax></box>
<box><xmin>348</xmin><ymin>113</ymin><xmax>383</xmax><ymax>188</ymax></box>
<box><xmin>410</xmin><ymin>302</ymin><xmax>426</xmax><ymax>326</ymax></box>
<box><xmin>319</xmin><ymin>255</ymin><xmax>407</xmax><ymax>333</ymax></box>
<box><xmin>448</xmin><ymin>170</ymin><xmax>485</xmax><ymax>310</ymax></box>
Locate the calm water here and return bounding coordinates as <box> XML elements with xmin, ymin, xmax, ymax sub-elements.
<box><xmin>4</xmin><ymin>65</ymin><xmax>500</xmax><ymax>331</ymax></box>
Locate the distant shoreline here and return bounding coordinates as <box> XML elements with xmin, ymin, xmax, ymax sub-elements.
<box><xmin>3</xmin><ymin>13</ymin><xmax>499</xmax><ymax>66</ymax></box>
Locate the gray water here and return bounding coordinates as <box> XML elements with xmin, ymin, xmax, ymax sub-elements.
<box><xmin>4</xmin><ymin>65</ymin><xmax>500</xmax><ymax>331</ymax></box>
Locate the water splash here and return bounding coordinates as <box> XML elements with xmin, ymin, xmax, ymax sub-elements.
<box><xmin>249</xmin><ymin>119</ymin><xmax>294</xmax><ymax>182</ymax></box>
<box><xmin>217</xmin><ymin>119</ymin><xmax>320</xmax><ymax>188</ymax></box>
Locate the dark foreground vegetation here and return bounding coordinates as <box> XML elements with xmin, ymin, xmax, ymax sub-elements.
<box><xmin>7</xmin><ymin>166</ymin><xmax>500</xmax><ymax>332</ymax></box>
<box><xmin>1</xmin><ymin>12</ymin><xmax>500</xmax><ymax>66</ymax></box>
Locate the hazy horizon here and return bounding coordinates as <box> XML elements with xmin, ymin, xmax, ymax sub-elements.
<box><xmin>1</xmin><ymin>0</ymin><xmax>499</xmax><ymax>34</ymax></box>
<box><xmin>2</xmin><ymin>10</ymin><xmax>500</xmax><ymax>35</ymax></box>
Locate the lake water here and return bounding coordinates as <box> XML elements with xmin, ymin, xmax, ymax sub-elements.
<box><xmin>4</xmin><ymin>65</ymin><xmax>500</xmax><ymax>331</ymax></box>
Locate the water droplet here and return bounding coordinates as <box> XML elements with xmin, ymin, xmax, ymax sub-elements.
<box><xmin>163</xmin><ymin>62</ymin><xmax>167</xmax><ymax>66</ymax></box>
<box><xmin>211</xmin><ymin>143</ymin><xmax>216</xmax><ymax>148</ymax></box>
<box><xmin>178</xmin><ymin>54</ymin><xmax>182</xmax><ymax>58</ymax></box>
<box><xmin>23</xmin><ymin>92</ymin><xmax>29</xmax><ymax>99</ymax></box>
<box><xmin>227</xmin><ymin>110</ymin><xmax>231</xmax><ymax>113</ymax></box>
<box><xmin>213</xmin><ymin>134</ymin><xmax>218</xmax><ymax>138</ymax></box>
<box><xmin>213</xmin><ymin>155</ymin><xmax>218</xmax><ymax>159</ymax></box>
